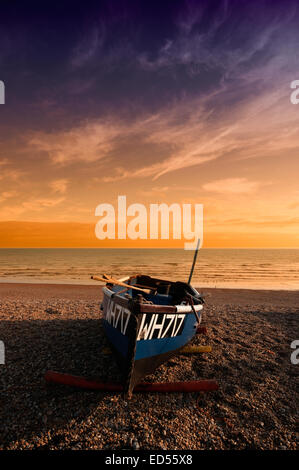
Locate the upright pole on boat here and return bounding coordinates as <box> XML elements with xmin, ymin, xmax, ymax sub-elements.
<box><xmin>188</xmin><ymin>239</ymin><xmax>200</xmax><ymax>284</ymax></box>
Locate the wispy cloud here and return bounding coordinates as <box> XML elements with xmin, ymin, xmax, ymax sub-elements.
<box><xmin>26</xmin><ymin>72</ymin><xmax>298</xmax><ymax>182</ymax></box>
<box><xmin>207</xmin><ymin>215</ymin><xmax>299</xmax><ymax>228</ymax></box>
<box><xmin>20</xmin><ymin>1</ymin><xmax>299</xmax><ymax>185</ymax></box>
<box><xmin>0</xmin><ymin>191</ymin><xmax>17</xmax><ymax>203</ymax></box>
<box><xmin>49</xmin><ymin>178</ymin><xmax>68</xmax><ymax>194</ymax></box>
<box><xmin>0</xmin><ymin>158</ymin><xmax>9</xmax><ymax>167</ymax></box>
<box><xmin>29</xmin><ymin>121</ymin><xmax>120</xmax><ymax>164</ymax></box>
<box><xmin>101</xmin><ymin>168</ymin><xmax>131</xmax><ymax>183</ymax></box>
<box><xmin>0</xmin><ymin>197</ymin><xmax>65</xmax><ymax>219</ymax></box>
<box><xmin>22</xmin><ymin>197</ymin><xmax>65</xmax><ymax>211</ymax></box>
<box><xmin>202</xmin><ymin>178</ymin><xmax>261</xmax><ymax>194</ymax></box>
<box><xmin>138</xmin><ymin>0</ymin><xmax>296</xmax><ymax>83</ymax></box>
<box><xmin>70</xmin><ymin>26</ymin><xmax>105</xmax><ymax>68</ymax></box>
<box><xmin>0</xmin><ymin>169</ymin><xmax>24</xmax><ymax>181</ymax></box>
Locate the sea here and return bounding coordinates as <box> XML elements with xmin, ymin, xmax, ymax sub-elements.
<box><xmin>0</xmin><ymin>248</ymin><xmax>298</xmax><ymax>290</ymax></box>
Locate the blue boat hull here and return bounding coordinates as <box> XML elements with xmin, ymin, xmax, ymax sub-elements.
<box><xmin>100</xmin><ymin>275</ymin><xmax>204</xmax><ymax>397</ymax></box>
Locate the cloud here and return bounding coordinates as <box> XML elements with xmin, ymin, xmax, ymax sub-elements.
<box><xmin>207</xmin><ymin>215</ymin><xmax>299</xmax><ymax>228</ymax></box>
<box><xmin>49</xmin><ymin>178</ymin><xmax>68</xmax><ymax>194</ymax></box>
<box><xmin>22</xmin><ymin>1</ymin><xmax>299</xmax><ymax>183</ymax></box>
<box><xmin>22</xmin><ymin>197</ymin><xmax>65</xmax><ymax>211</ymax></box>
<box><xmin>289</xmin><ymin>201</ymin><xmax>299</xmax><ymax>210</ymax></box>
<box><xmin>101</xmin><ymin>168</ymin><xmax>131</xmax><ymax>183</ymax></box>
<box><xmin>0</xmin><ymin>169</ymin><xmax>24</xmax><ymax>181</ymax></box>
<box><xmin>25</xmin><ymin>41</ymin><xmax>299</xmax><ymax>186</ymax></box>
<box><xmin>138</xmin><ymin>0</ymin><xmax>293</xmax><ymax>83</ymax></box>
<box><xmin>29</xmin><ymin>121</ymin><xmax>120</xmax><ymax>164</ymax></box>
<box><xmin>202</xmin><ymin>178</ymin><xmax>261</xmax><ymax>194</ymax></box>
<box><xmin>0</xmin><ymin>158</ymin><xmax>9</xmax><ymax>167</ymax></box>
<box><xmin>0</xmin><ymin>197</ymin><xmax>65</xmax><ymax>220</ymax></box>
<box><xmin>0</xmin><ymin>191</ymin><xmax>17</xmax><ymax>203</ymax></box>
<box><xmin>26</xmin><ymin>72</ymin><xmax>298</xmax><ymax>181</ymax></box>
<box><xmin>70</xmin><ymin>26</ymin><xmax>105</xmax><ymax>68</ymax></box>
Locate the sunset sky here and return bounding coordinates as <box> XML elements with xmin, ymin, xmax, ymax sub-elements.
<box><xmin>0</xmin><ymin>0</ymin><xmax>299</xmax><ymax>248</ymax></box>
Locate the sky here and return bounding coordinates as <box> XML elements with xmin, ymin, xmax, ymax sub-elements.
<box><xmin>0</xmin><ymin>0</ymin><xmax>299</xmax><ymax>248</ymax></box>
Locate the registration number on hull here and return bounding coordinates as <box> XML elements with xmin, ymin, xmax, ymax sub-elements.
<box><xmin>137</xmin><ymin>313</ymin><xmax>186</xmax><ymax>340</ymax></box>
<box><xmin>103</xmin><ymin>298</ymin><xmax>186</xmax><ymax>340</ymax></box>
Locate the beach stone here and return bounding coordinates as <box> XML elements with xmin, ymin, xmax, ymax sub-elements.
<box><xmin>45</xmin><ymin>307</ymin><xmax>60</xmax><ymax>315</ymax></box>
<box><xmin>132</xmin><ymin>440</ymin><xmax>140</xmax><ymax>450</ymax></box>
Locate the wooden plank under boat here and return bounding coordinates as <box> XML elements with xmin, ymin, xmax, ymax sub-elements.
<box><xmin>97</xmin><ymin>274</ymin><xmax>205</xmax><ymax>398</ymax></box>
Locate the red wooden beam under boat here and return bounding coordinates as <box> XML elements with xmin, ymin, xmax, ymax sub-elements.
<box><xmin>45</xmin><ymin>370</ymin><xmax>219</xmax><ymax>393</ymax></box>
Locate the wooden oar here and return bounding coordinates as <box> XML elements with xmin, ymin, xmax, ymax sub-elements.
<box><xmin>103</xmin><ymin>273</ymin><xmax>157</xmax><ymax>292</ymax></box>
<box><xmin>91</xmin><ymin>275</ymin><xmax>150</xmax><ymax>293</ymax></box>
<box><xmin>101</xmin><ymin>273</ymin><xmax>154</xmax><ymax>292</ymax></box>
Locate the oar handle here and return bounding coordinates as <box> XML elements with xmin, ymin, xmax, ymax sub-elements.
<box><xmin>91</xmin><ymin>275</ymin><xmax>150</xmax><ymax>293</ymax></box>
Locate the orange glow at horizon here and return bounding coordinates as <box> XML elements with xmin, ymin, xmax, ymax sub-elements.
<box><xmin>0</xmin><ymin>221</ymin><xmax>298</xmax><ymax>248</ymax></box>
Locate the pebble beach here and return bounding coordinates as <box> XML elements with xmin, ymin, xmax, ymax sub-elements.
<box><xmin>0</xmin><ymin>283</ymin><xmax>298</xmax><ymax>450</ymax></box>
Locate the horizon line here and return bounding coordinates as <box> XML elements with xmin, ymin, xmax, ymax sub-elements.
<box><xmin>0</xmin><ymin>247</ymin><xmax>299</xmax><ymax>250</ymax></box>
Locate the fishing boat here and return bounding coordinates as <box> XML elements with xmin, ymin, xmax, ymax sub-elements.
<box><xmin>44</xmin><ymin>241</ymin><xmax>218</xmax><ymax>395</ymax></box>
<box><xmin>92</xmin><ymin>270</ymin><xmax>204</xmax><ymax>398</ymax></box>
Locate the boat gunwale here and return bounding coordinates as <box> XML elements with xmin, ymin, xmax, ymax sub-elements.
<box><xmin>102</xmin><ymin>286</ymin><xmax>203</xmax><ymax>314</ymax></box>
